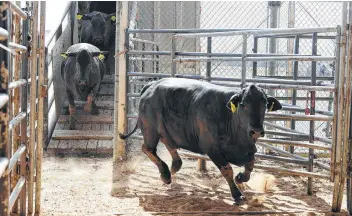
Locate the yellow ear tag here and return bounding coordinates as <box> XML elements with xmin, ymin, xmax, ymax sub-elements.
<box><xmin>230</xmin><ymin>102</ymin><xmax>237</xmax><ymax>113</ymax></box>
<box><xmin>98</xmin><ymin>53</ymin><xmax>105</xmax><ymax>60</ymax></box>
<box><xmin>111</xmin><ymin>15</ymin><xmax>116</xmax><ymax>21</ymax></box>
<box><xmin>268</xmin><ymin>102</ymin><xmax>274</xmax><ymax>112</ymax></box>
<box><xmin>76</xmin><ymin>14</ymin><xmax>83</xmax><ymax>20</ymax></box>
<box><xmin>60</xmin><ymin>53</ymin><xmax>68</xmax><ymax>59</ymax></box>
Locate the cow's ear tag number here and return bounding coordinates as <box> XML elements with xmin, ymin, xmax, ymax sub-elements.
<box><xmin>98</xmin><ymin>53</ymin><xmax>105</xmax><ymax>60</ymax></box>
<box><xmin>61</xmin><ymin>53</ymin><xmax>68</xmax><ymax>59</ymax></box>
<box><xmin>76</xmin><ymin>14</ymin><xmax>83</xmax><ymax>20</ymax></box>
<box><xmin>111</xmin><ymin>16</ymin><xmax>116</xmax><ymax>22</ymax></box>
<box><xmin>268</xmin><ymin>102</ymin><xmax>274</xmax><ymax>112</ymax></box>
<box><xmin>230</xmin><ymin>102</ymin><xmax>237</xmax><ymax>113</ymax></box>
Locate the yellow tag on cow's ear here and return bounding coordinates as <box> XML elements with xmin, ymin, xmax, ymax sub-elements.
<box><xmin>268</xmin><ymin>101</ymin><xmax>274</xmax><ymax>112</ymax></box>
<box><xmin>110</xmin><ymin>15</ymin><xmax>116</xmax><ymax>21</ymax></box>
<box><xmin>60</xmin><ymin>53</ymin><xmax>68</xmax><ymax>59</ymax></box>
<box><xmin>230</xmin><ymin>102</ymin><xmax>237</xmax><ymax>113</ymax></box>
<box><xmin>76</xmin><ymin>14</ymin><xmax>83</xmax><ymax>20</ymax></box>
<box><xmin>98</xmin><ymin>53</ymin><xmax>105</xmax><ymax>60</ymax></box>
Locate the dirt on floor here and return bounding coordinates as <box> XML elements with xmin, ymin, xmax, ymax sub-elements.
<box><xmin>41</xmin><ymin>146</ymin><xmax>349</xmax><ymax>216</ymax></box>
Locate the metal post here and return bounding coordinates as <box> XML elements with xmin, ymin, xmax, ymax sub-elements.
<box><xmin>35</xmin><ymin>2</ymin><xmax>46</xmax><ymax>214</ymax></box>
<box><xmin>171</xmin><ymin>35</ymin><xmax>176</xmax><ymax>76</ymax></box>
<box><xmin>332</xmin><ymin>2</ymin><xmax>348</xmax><ymax>211</ymax></box>
<box><xmin>197</xmin><ymin>37</ymin><xmax>212</xmax><ymax>172</ymax></box>
<box><xmin>114</xmin><ymin>1</ymin><xmax>128</xmax><ymax>161</ymax></box>
<box><xmin>28</xmin><ymin>2</ymin><xmax>39</xmax><ymax>214</ymax></box>
<box><xmin>11</xmin><ymin>9</ymin><xmax>21</xmax><ymax>215</ymax></box>
<box><xmin>0</xmin><ymin>2</ymin><xmax>10</xmax><ymax>215</ymax></box>
<box><xmin>241</xmin><ymin>34</ymin><xmax>247</xmax><ymax>86</ymax></box>
<box><xmin>307</xmin><ymin>32</ymin><xmax>317</xmax><ymax>195</ymax></box>
<box><xmin>290</xmin><ymin>36</ymin><xmax>299</xmax><ymax>154</ymax></box>
<box><xmin>19</xmin><ymin>13</ymin><xmax>29</xmax><ymax>216</ymax></box>
<box><xmin>252</xmin><ymin>37</ymin><xmax>258</xmax><ymax>77</ymax></box>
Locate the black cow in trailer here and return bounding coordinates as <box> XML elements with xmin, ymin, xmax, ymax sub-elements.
<box><xmin>119</xmin><ymin>78</ymin><xmax>282</xmax><ymax>205</ymax></box>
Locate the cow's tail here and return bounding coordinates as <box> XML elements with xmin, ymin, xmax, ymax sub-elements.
<box><xmin>119</xmin><ymin>81</ymin><xmax>156</xmax><ymax>140</ymax></box>
<box><xmin>119</xmin><ymin>120</ymin><xmax>139</xmax><ymax>140</ymax></box>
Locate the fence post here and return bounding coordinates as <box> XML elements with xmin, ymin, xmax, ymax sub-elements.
<box><xmin>348</xmin><ymin>2</ymin><xmax>352</xmax><ymax>209</ymax></box>
<box><xmin>332</xmin><ymin>2</ymin><xmax>348</xmax><ymax>212</ymax></box>
<box><xmin>266</xmin><ymin>1</ymin><xmax>281</xmax><ymax>154</ymax></box>
<box><xmin>114</xmin><ymin>1</ymin><xmax>128</xmax><ymax>161</ymax></box>
<box><xmin>290</xmin><ymin>36</ymin><xmax>299</xmax><ymax>154</ymax></box>
<box><xmin>307</xmin><ymin>32</ymin><xmax>317</xmax><ymax>195</ymax></box>
<box><xmin>19</xmin><ymin>11</ymin><xmax>29</xmax><ymax>216</ymax></box>
<box><xmin>35</xmin><ymin>2</ymin><xmax>46</xmax><ymax>214</ymax></box>
<box><xmin>0</xmin><ymin>2</ymin><xmax>10</xmax><ymax>215</ymax></box>
<box><xmin>28</xmin><ymin>2</ymin><xmax>39</xmax><ymax>214</ymax></box>
<box><xmin>241</xmin><ymin>34</ymin><xmax>247</xmax><ymax>86</ymax></box>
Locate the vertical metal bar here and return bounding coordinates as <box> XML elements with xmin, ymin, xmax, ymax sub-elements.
<box><xmin>156</xmin><ymin>45</ymin><xmax>159</xmax><ymax>73</ymax></box>
<box><xmin>331</xmin><ymin>25</ymin><xmax>341</xmax><ymax>182</ymax></box>
<box><xmin>197</xmin><ymin>37</ymin><xmax>212</xmax><ymax>172</ymax></box>
<box><xmin>8</xmin><ymin>0</ymin><xmax>13</xmax><ymax>162</ymax></box>
<box><xmin>35</xmin><ymin>2</ymin><xmax>46</xmax><ymax>214</ymax></box>
<box><xmin>28</xmin><ymin>2</ymin><xmax>39</xmax><ymax>214</ymax></box>
<box><xmin>252</xmin><ymin>36</ymin><xmax>258</xmax><ymax>77</ymax></box>
<box><xmin>11</xmin><ymin>11</ymin><xmax>21</xmax><ymax>215</ymax></box>
<box><xmin>241</xmin><ymin>34</ymin><xmax>247</xmax><ymax>86</ymax></box>
<box><xmin>307</xmin><ymin>32</ymin><xmax>317</xmax><ymax>195</ymax></box>
<box><xmin>268</xmin><ymin>1</ymin><xmax>280</xmax><ymax>97</ymax></box>
<box><xmin>19</xmin><ymin>12</ymin><xmax>29</xmax><ymax>216</ymax></box>
<box><xmin>332</xmin><ymin>2</ymin><xmax>348</xmax><ymax>211</ymax></box>
<box><xmin>171</xmin><ymin>35</ymin><xmax>176</xmax><ymax>76</ymax></box>
<box><xmin>114</xmin><ymin>1</ymin><xmax>128</xmax><ymax>161</ymax></box>
<box><xmin>290</xmin><ymin>36</ymin><xmax>299</xmax><ymax>154</ymax></box>
<box><xmin>0</xmin><ymin>3</ymin><xmax>10</xmax><ymax>216</ymax></box>
<box><xmin>338</xmin><ymin>1</ymin><xmax>352</xmax><ymax>209</ymax></box>
<box><xmin>142</xmin><ymin>42</ymin><xmax>145</xmax><ymax>72</ymax></box>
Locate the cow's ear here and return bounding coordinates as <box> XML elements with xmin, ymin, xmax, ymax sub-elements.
<box><xmin>226</xmin><ymin>93</ymin><xmax>241</xmax><ymax>113</ymax></box>
<box><xmin>107</xmin><ymin>13</ymin><xmax>117</xmax><ymax>22</ymax></box>
<box><xmin>267</xmin><ymin>96</ymin><xmax>282</xmax><ymax>112</ymax></box>
<box><xmin>77</xmin><ymin>13</ymin><xmax>90</xmax><ymax>20</ymax></box>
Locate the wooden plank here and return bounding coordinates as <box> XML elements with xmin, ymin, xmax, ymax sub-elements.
<box><xmin>63</xmin><ymin>101</ymin><xmax>114</xmax><ymax>110</ymax></box>
<box><xmin>52</xmin><ymin>130</ymin><xmax>113</xmax><ymax>140</ymax></box>
<box><xmin>58</xmin><ymin>115</ymin><xmax>113</xmax><ymax>124</ymax></box>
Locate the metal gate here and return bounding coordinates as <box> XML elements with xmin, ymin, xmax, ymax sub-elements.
<box><xmin>114</xmin><ymin>1</ymin><xmax>352</xmax><ymax>213</ymax></box>
<box><xmin>0</xmin><ymin>2</ymin><xmax>46</xmax><ymax>215</ymax></box>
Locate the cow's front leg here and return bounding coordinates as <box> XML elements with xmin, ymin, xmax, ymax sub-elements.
<box><xmin>235</xmin><ymin>159</ymin><xmax>255</xmax><ymax>184</ymax></box>
<box><xmin>84</xmin><ymin>85</ymin><xmax>99</xmax><ymax>115</ymax></box>
<box><xmin>208</xmin><ymin>150</ymin><xmax>246</xmax><ymax>205</ymax></box>
<box><xmin>67</xmin><ymin>89</ymin><xmax>76</xmax><ymax>130</ymax></box>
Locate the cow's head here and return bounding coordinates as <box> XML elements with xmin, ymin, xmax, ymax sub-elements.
<box><xmin>61</xmin><ymin>50</ymin><xmax>109</xmax><ymax>89</ymax></box>
<box><xmin>226</xmin><ymin>84</ymin><xmax>282</xmax><ymax>141</ymax></box>
<box><xmin>77</xmin><ymin>11</ymin><xmax>116</xmax><ymax>48</ymax></box>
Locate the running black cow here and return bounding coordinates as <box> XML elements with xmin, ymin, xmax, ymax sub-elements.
<box><xmin>119</xmin><ymin>78</ymin><xmax>282</xmax><ymax>205</ymax></box>
<box><xmin>60</xmin><ymin>43</ymin><xmax>108</xmax><ymax>130</ymax></box>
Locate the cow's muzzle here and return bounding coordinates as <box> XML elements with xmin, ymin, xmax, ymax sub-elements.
<box><xmin>248</xmin><ymin>128</ymin><xmax>265</xmax><ymax>140</ymax></box>
<box><xmin>78</xmin><ymin>80</ymin><xmax>88</xmax><ymax>86</ymax></box>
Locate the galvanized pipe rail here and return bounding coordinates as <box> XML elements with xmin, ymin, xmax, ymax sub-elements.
<box><xmin>0</xmin><ymin>2</ymin><xmax>44</xmax><ymax>216</ymax></box>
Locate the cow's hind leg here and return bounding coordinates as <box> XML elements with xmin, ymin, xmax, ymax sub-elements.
<box><xmin>164</xmin><ymin>145</ymin><xmax>182</xmax><ymax>174</ymax></box>
<box><xmin>67</xmin><ymin>89</ymin><xmax>76</xmax><ymax>130</ymax></box>
<box><xmin>207</xmin><ymin>149</ymin><xmax>246</xmax><ymax>205</ymax></box>
<box><xmin>85</xmin><ymin>84</ymin><xmax>100</xmax><ymax>115</ymax></box>
<box><xmin>142</xmin><ymin>143</ymin><xmax>171</xmax><ymax>184</ymax></box>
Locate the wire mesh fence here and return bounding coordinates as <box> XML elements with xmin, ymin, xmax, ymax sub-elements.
<box><xmin>125</xmin><ymin>1</ymin><xmax>342</xmax><ymax>156</ymax></box>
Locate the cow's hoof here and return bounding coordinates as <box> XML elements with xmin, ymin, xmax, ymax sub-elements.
<box><xmin>235</xmin><ymin>172</ymin><xmax>249</xmax><ymax>184</ymax></box>
<box><xmin>69</xmin><ymin>124</ymin><xmax>76</xmax><ymax>130</ymax></box>
<box><xmin>171</xmin><ymin>159</ymin><xmax>182</xmax><ymax>174</ymax></box>
<box><xmin>234</xmin><ymin>195</ymin><xmax>246</xmax><ymax>206</ymax></box>
<box><xmin>90</xmin><ymin>107</ymin><xmax>99</xmax><ymax>115</ymax></box>
<box><xmin>160</xmin><ymin>174</ymin><xmax>172</xmax><ymax>184</ymax></box>
<box><xmin>84</xmin><ymin>103</ymin><xmax>92</xmax><ymax>113</ymax></box>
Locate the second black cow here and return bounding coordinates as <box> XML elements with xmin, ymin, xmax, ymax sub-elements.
<box><xmin>119</xmin><ymin>78</ymin><xmax>282</xmax><ymax>205</ymax></box>
<box><xmin>61</xmin><ymin>43</ymin><xmax>108</xmax><ymax>130</ymax></box>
